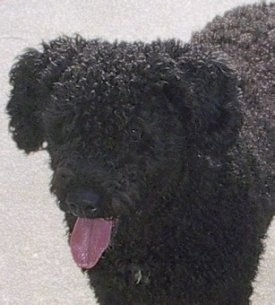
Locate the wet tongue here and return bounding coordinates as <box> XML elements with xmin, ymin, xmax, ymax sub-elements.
<box><xmin>70</xmin><ymin>218</ymin><xmax>113</xmax><ymax>269</ymax></box>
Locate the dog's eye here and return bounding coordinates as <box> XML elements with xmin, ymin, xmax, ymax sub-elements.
<box><xmin>130</xmin><ymin>128</ymin><xmax>142</xmax><ymax>142</ymax></box>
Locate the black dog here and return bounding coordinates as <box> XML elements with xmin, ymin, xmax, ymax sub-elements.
<box><xmin>7</xmin><ymin>3</ymin><xmax>275</xmax><ymax>305</ymax></box>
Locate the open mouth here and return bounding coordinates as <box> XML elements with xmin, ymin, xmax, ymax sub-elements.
<box><xmin>70</xmin><ymin>217</ymin><xmax>117</xmax><ymax>269</ymax></box>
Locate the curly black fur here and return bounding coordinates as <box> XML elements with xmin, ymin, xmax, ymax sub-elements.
<box><xmin>6</xmin><ymin>3</ymin><xmax>275</xmax><ymax>305</ymax></box>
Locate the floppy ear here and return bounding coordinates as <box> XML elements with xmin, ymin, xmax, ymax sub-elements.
<box><xmin>7</xmin><ymin>35</ymin><xmax>87</xmax><ymax>153</ymax></box>
<box><xmin>7</xmin><ymin>48</ymin><xmax>49</xmax><ymax>153</ymax></box>
<box><xmin>164</xmin><ymin>45</ymin><xmax>243</xmax><ymax>154</ymax></box>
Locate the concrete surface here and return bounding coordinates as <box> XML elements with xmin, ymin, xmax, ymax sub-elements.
<box><xmin>0</xmin><ymin>0</ymin><xmax>274</xmax><ymax>304</ymax></box>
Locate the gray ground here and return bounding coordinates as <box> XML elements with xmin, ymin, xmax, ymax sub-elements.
<box><xmin>0</xmin><ymin>0</ymin><xmax>274</xmax><ymax>304</ymax></box>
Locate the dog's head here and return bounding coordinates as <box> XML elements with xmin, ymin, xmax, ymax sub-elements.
<box><xmin>7</xmin><ymin>36</ymin><xmax>242</xmax><ymax>269</ymax></box>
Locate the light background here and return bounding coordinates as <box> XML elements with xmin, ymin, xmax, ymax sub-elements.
<box><xmin>0</xmin><ymin>0</ymin><xmax>274</xmax><ymax>304</ymax></box>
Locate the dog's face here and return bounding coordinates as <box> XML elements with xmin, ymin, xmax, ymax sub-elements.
<box><xmin>44</xmin><ymin>73</ymin><xmax>184</xmax><ymax>220</ymax></box>
<box><xmin>7</xmin><ymin>36</ymin><xmax>242</xmax><ymax>269</ymax></box>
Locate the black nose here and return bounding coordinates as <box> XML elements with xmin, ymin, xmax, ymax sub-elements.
<box><xmin>66</xmin><ymin>190</ymin><xmax>101</xmax><ymax>217</ymax></box>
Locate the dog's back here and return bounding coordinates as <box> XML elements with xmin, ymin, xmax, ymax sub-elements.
<box><xmin>193</xmin><ymin>2</ymin><xmax>275</xmax><ymax>222</ymax></box>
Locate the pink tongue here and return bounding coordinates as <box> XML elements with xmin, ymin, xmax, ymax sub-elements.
<box><xmin>70</xmin><ymin>218</ymin><xmax>114</xmax><ymax>269</ymax></box>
